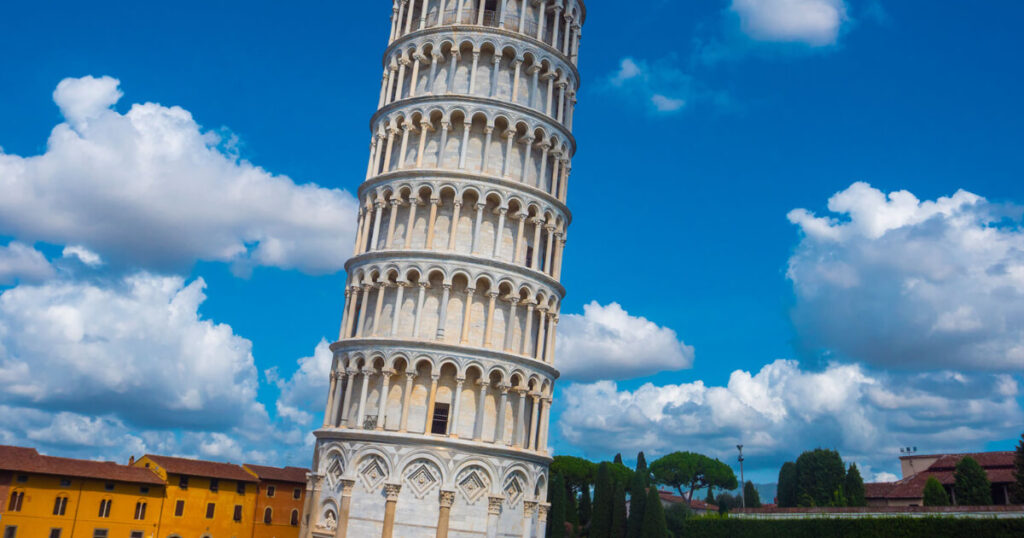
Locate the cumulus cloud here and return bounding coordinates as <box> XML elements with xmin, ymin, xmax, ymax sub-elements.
<box><xmin>559</xmin><ymin>360</ymin><xmax>1022</xmax><ymax>475</ymax></box>
<box><xmin>62</xmin><ymin>245</ymin><xmax>103</xmax><ymax>267</ymax></box>
<box><xmin>0</xmin><ymin>75</ymin><xmax>358</xmax><ymax>275</ymax></box>
<box><xmin>0</xmin><ymin>242</ymin><xmax>54</xmax><ymax>285</ymax></box>
<box><xmin>269</xmin><ymin>339</ymin><xmax>333</xmax><ymax>426</ymax></box>
<box><xmin>731</xmin><ymin>0</ymin><xmax>848</xmax><ymax>46</ymax></box>
<box><xmin>787</xmin><ymin>182</ymin><xmax>1024</xmax><ymax>370</ymax></box>
<box><xmin>556</xmin><ymin>302</ymin><xmax>694</xmax><ymax>381</ymax></box>
<box><xmin>605</xmin><ymin>57</ymin><xmax>695</xmax><ymax>115</ymax></box>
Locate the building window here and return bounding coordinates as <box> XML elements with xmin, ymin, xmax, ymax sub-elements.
<box><xmin>93</xmin><ymin>530</ymin><xmax>107</xmax><ymax>538</ymax></box>
<box><xmin>236</xmin><ymin>481</ymin><xmax>246</xmax><ymax>494</ymax></box>
<box><xmin>139</xmin><ymin>486</ymin><xmax>149</xmax><ymax>494</ymax></box>
<box><xmin>130</xmin><ymin>533</ymin><xmax>143</xmax><ymax>538</ymax></box>
<box><xmin>264</xmin><ymin>507</ymin><xmax>273</xmax><ymax>523</ymax></box>
<box><xmin>7</xmin><ymin>491</ymin><xmax>24</xmax><ymax>512</ymax></box>
<box><xmin>15</xmin><ymin>475</ymin><xmax>27</xmax><ymax>483</ymax></box>
<box><xmin>267</xmin><ymin>485</ymin><xmax>276</xmax><ymax>497</ymax></box>
<box><xmin>53</xmin><ymin>495</ymin><xmax>69</xmax><ymax>515</ymax></box>
<box><xmin>293</xmin><ymin>488</ymin><xmax>301</xmax><ymax>500</ymax></box>
<box><xmin>205</xmin><ymin>502</ymin><xmax>215</xmax><ymax>519</ymax></box>
<box><xmin>98</xmin><ymin>499</ymin><xmax>112</xmax><ymax>518</ymax></box>
<box><xmin>3</xmin><ymin>526</ymin><xmax>14</xmax><ymax>538</ymax></box>
<box><xmin>103</xmin><ymin>482</ymin><xmax>114</xmax><ymax>491</ymax></box>
<box><xmin>525</xmin><ymin>246</ymin><xmax>534</xmax><ymax>267</ymax></box>
<box><xmin>291</xmin><ymin>509</ymin><xmax>299</xmax><ymax>526</ymax></box>
<box><xmin>209</xmin><ymin>478</ymin><xmax>219</xmax><ymax>492</ymax></box>
<box><xmin>60</xmin><ymin>478</ymin><xmax>71</xmax><ymax>487</ymax></box>
<box><xmin>174</xmin><ymin>500</ymin><xmax>185</xmax><ymax>517</ymax></box>
<box><xmin>134</xmin><ymin>501</ymin><xmax>147</xmax><ymax>520</ymax></box>
<box><xmin>179</xmin><ymin>476</ymin><xmax>189</xmax><ymax>489</ymax></box>
<box><xmin>49</xmin><ymin>530</ymin><xmax>61</xmax><ymax>538</ymax></box>
<box><xmin>234</xmin><ymin>504</ymin><xmax>243</xmax><ymax>522</ymax></box>
<box><xmin>431</xmin><ymin>402</ymin><xmax>450</xmax><ymax>434</ymax></box>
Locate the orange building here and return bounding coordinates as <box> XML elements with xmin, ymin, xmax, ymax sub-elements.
<box><xmin>0</xmin><ymin>445</ymin><xmax>166</xmax><ymax>538</ymax></box>
<box><xmin>133</xmin><ymin>454</ymin><xmax>259</xmax><ymax>538</ymax></box>
<box><xmin>243</xmin><ymin>464</ymin><xmax>307</xmax><ymax>538</ymax></box>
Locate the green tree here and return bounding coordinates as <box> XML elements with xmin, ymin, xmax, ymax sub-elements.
<box><xmin>794</xmin><ymin>449</ymin><xmax>846</xmax><ymax>507</ymax></box>
<box><xmin>636</xmin><ymin>452</ymin><xmax>648</xmax><ymax>485</ymax></box>
<box><xmin>922</xmin><ymin>476</ymin><xmax>950</xmax><ymax>506</ymax></box>
<box><xmin>591</xmin><ymin>462</ymin><xmax>613</xmax><ymax>538</ymax></box>
<box><xmin>954</xmin><ymin>456</ymin><xmax>992</xmax><ymax>505</ymax></box>
<box><xmin>579</xmin><ymin>484</ymin><xmax>592</xmax><ymax>528</ymax></box>
<box><xmin>705</xmin><ymin>486</ymin><xmax>714</xmax><ymax>505</ymax></box>
<box><xmin>640</xmin><ymin>486</ymin><xmax>668</xmax><ymax>538</ymax></box>
<box><xmin>548</xmin><ymin>472</ymin><xmax>567</xmax><ymax>538</ymax></box>
<box><xmin>663</xmin><ymin>503</ymin><xmax>691</xmax><ymax>538</ymax></box>
<box><xmin>607</xmin><ymin>461</ymin><xmax>635</xmax><ymax>488</ymax></box>
<box><xmin>777</xmin><ymin>461</ymin><xmax>798</xmax><ymax>507</ymax></box>
<box><xmin>611</xmin><ymin>480</ymin><xmax>627</xmax><ymax>538</ymax></box>
<box><xmin>1012</xmin><ymin>433</ymin><xmax>1024</xmax><ymax>503</ymax></box>
<box><xmin>716</xmin><ymin>492</ymin><xmax>741</xmax><ymax>514</ymax></box>
<box><xmin>614</xmin><ymin>453</ymin><xmax>623</xmax><ymax>465</ymax></box>
<box><xmin>844</xmin><ymin>463</ymin><xmax>866</xmax><ymax>507</ymax></box>
<box><xmin>626</xmin><ymin>468</ymin><xmax>646</xmax><ymax>538</ymax></box>
<box><xmin>743</xmin><ymin>481</ymin><xmax>761</xmax><ymax>508</ymax></box>
<box><xmin>553</xmin><ymin>455</ymin><xmax>597</xmax><ymax>496</ymax></box>
<box><xmin>566</xmin><ymin>484</ymin><xmax>580</xmax><ymax>531</ymax></box>
<box><xmin>649</xmin><ymin>451</ymin><xmax>738</xmax><ymax>502</ymax></box>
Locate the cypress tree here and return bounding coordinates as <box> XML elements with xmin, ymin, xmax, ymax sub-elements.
<box><xmin>548</xmin><ymin>472</ymin><xmax>567</xmax><ymax>538</ymax></box>
<box><xmin>614</xmin><ymin>453</ymin><xmax>623</xmax><ymax>465</ymax></box>
<box><xmin>923</xmin><ymin>476</ymin><xmax>950</xmax><ymax>506</ymax></box>
<box><xmin>625</xmin><ymin>467</ymin><xmax>646</xmax><ymax>538</ymax></box>
<box><xmin>640</xmin><ymin>486</ymin><xmax>667</xmax><ymax>538</ymax></box>
<box><xmin>954</xmin><ymin>456</ymin><xmax>992</xmax><ymax>505</ymax></box>
<box><xmin>705</xmin><ymin>486</ymin><xmax>714</xmax><ymax>505</ymax></box>
<box><xmin>777</xmin><ymin>461</ymin><xmax>798</xmax><ymax>507</ymax></box>
<box><xmin>636</xmin><ymin>451</ymin><xmax>648</xmax><ymax>484</ymax></box>
<box><xmin>743</xmin><ymin>481</ymin><xmax>761</xmax><ymax>508</ymax></box>
<box><xmin>566</xmin><ymin>483</ymin><xmax>580</xmax><ymax>531</ymax></box>
<box><xmin>611</xmin><ymin>481</ymin><xmax>627</xmax><ymax>538</ymax></box>
<box><xmin>844</xmin><ymin>463</ymin><xmax>866</xmax><ymax>507</ymax></box>
<box><xmin>578</xmin><ymin>485</ymin><xmax>592</xmax><ymax>528</ymax></box>
<box><xmin>591</xmin><ymin>462</ymin><xmax>613</xmax><ymax>538</ymax></box>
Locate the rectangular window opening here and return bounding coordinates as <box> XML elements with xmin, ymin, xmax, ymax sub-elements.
<box><xmin>431</xmin><ymin>402</ymin><xmax>451</xmax><ymax>435</ymax></box>
<box><xmin>267</xmin><ymin>485</ymin><xmax>276</xmax><ymax>497</ymax></box>
<box><xmin>236</xmin><ymin>481</ymin><xmax>246</xmax><ymax>494</ymax></box>
<box><xmin>178</xmin><ymin>476</ymin><xmax>189</xmax><ymax>489</ymax></box>
<box><xmin>174</xmin><ymin>499</ymin><xmax>185</xmax><ymax>517</ymax></box>
<box><xmin>49</xmin><ymin>530</ymin><xmax>61</xmax><ymax>538</ymax></box>
<box><xmin>92</xmin><ymin>530</ymin><xmax>108</xmax><ymax>538</ymax></box>
<box><xmin>233</xmin><ymin>504</ymin><xmax>243</xmax><ymax>522</ymax></box>
<box><xmin>293</xmin><ymin>488</ymin><xmax>301</xmax><ymax>500</ymax></box>
<box><xmin>3</xmin><ymin>527</ymin><xmax>15</xmax><ymax>538</ymax></box>
<box><xmin>209</xmin><ymin>478</ymin><xmax>219</xmax><ymax>492</ymax></box>
<box><xmin>206</xmin><ymin>502</ymin><xmax>215</xmax><ymax>519</ymax></box>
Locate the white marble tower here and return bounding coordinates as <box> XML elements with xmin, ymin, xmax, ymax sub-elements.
<box><xmin>301</xmin><ymin>1</ymin><xmax>584</xmax><ymax>536</ymax></box>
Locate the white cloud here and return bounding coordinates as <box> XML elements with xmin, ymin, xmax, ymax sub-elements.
<box><xmin>731</xmin><ymin>0</ymin><xmax>848</xmax><ymax>46</ymax></box>
<box><xmin>605</xmin><ymin>57</ymin><xmax>694</xmax><ymax>115</ymax></box>
<box><xmin>62</xmin><ymin>245</ymin><xmax>103</xmax><ymax>267</ymax></box>
<box><xmin>558</xmin><ymin>360</ymin><xmax>1023</xmax><ymax>476</ymax></box>
<box><xmin>787</xmin><ymin>182</ymin><xmax>1024</xmax><ymax>370</ymax></box>
<box><xmin>556</xmin><ymin>301</ymin><xmax>694</xmax><ymax>381</ymax></box>
<box><xmin>0</xmin><ymin>75</ymin><xmax>358</xmax><ymax>275</ymax></box>
<box><xmin>0</xmin><ymin>242</ymin><xmax>54</xmax><ymax>285</ymax></box>
<box><xmin>270</xmin><ymin>339</ymin><xmax>333</xmax><ymax>426</ymax></box>
<box><xmin>873</xmin><ymin>471</ymin><xmax>900</xmax><ymax>482</ymax></box>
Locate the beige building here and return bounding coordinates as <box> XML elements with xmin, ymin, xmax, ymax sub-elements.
<box><xmin>865</xmin><ymin>451</ymin><xmax>1017</xmax><ymax>507</ymax></box>
<box><xmin>299</xmin><ymin>1</ymin><xmax>587</xmax><ymax>537</ymax></box>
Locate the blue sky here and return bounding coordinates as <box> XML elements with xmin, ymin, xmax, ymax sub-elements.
<box><xmin>1</xmin><ymin>0</ymin><xmax>1022</xmax><ymax>483</ymax></box>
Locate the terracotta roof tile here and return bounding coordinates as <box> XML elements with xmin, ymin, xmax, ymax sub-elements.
<box><xmin>144</xmin><ymin>454</ymin><xmax>257</xmax><ymax>482</ymax></box>
<box><xmin>928</xmin><ymin>452</ymin><xmax>1014</xmax><ymax>471</ymax></box>
<box><xmin>657</xmin><ymin>490</ymin><xmax>719</xmax><ymax>511</ymax></box>
<box><xmin>0</xmin><ymin>445</ymin><xmax>163</xmax><ymax>485</ymax></box>
<box><xmin>243</xmin><ymin>464</ymin><xmax>308</xmax><ymax>484</ymax></box>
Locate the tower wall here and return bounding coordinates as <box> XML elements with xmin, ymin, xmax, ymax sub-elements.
<box><xmin>302</xmin><ymin>2</ymin><xmax>585</xmax><ymax>536</ymax></box>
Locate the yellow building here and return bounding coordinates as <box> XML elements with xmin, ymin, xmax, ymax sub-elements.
<box><xmin>0</xmin><ymin>445</ymin><xmax>166</xmax><ymax>538</ymax></box>
<box><xmin>133</xmin><ymin>454</ymin><xmax>258</xmax><ymax>538</ymax></box>
<box><xmin>243</xmin><ymin>464</ymin><xmax>306</xmax><ymax>538</ymax></box>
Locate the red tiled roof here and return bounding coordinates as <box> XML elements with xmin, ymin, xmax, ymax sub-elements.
<box><xmin>144</xmin><ymin>454</ymin><xmax>257</xmax><ymax>482</ymax></box>
<box><xmin>0</xmin><ymin>445</ymin><xmax>164</xmax><ymax>485</ymax></box>
<box><xmin>865</xmin><ymin>451</ymin><xmax>1016</xmax><ymax>501</ymax></box>
<box><xmin>244</xmin><ymin>464</ymin><xmax>308</xmax><ymax>484</ymax></box>
<box><xmin>657</xmin><ymin>490</ymin><xmax>719</xmax><ymax>511</ymax></box>
<box><xmin>928</xmin><ymin>452</ymin><xmax>1014</xmax><ymax>470</ymax></box>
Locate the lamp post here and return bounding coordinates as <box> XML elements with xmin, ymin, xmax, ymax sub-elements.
<box><xmin>737</xmin><ymin>444</ymin><xmax>745</xmax><ymax>509</ymax></box>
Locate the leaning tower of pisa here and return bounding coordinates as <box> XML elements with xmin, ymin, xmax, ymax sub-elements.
<box><xmin>301</xmin><ymin>1</ymin><xmax>584</xmax><ymax>536</ymax></box>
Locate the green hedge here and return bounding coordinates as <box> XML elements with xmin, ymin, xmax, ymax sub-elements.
<box><xmin>679</xmin><ymin>517</ymin><xmax>1024</xmax><ymax>537</ymax></box>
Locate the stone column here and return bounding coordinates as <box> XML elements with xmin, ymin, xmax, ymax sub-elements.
<box><xmin>536</xmin><ymin>0</ymin><xmax>547</xmax><ymax>39</ymax></box>
<box><xmin>370</xmin><ymin>199</ymin><xmax>386</xmax><ymax>250</ymax></box>
<box><xmin>545</xmin><ymin>315</ymin><xmax>558</xmax><ymax>363</ymax></box>
<box><xmin>353</xmin><ymin>210</ymin><xmax>366</xmax><ymax>255</ymax></box>
<box><xmin>374</xmin><ymin>131</ymin><xmax>388</xmax><ymax>175</ymax></box>
<box><xmin>385</xmin><ymin>199</ymin><xmax>401</xmax><ymax>248</ymax></box>
<box><xmin>429</xmin><ymin>52</ymin><xmax>441</xmax><ymax>94</ymax></box>
<box><xmin>481</xmin><ymin>125</ymin><xmax>494</xmax><ymax>172</ymax></box>
<box><xmin>503</xmin><ymin>298</ymin><xmax>518</xmax><ymax>352</ymax></box>
<box><xmin>459</xmin><ymin>287</ymin><xmax>475</xmax><ymax>344</ymax></box>
<box><xmin>366</xmin><ymin>137</ymin><xmax>379</xmax><ymax>179</ymax></box>
<box><xmin>322</xmin><ymin>372</ymin><xmax>337</xmax><ymax>428</ymax></box>
<box><xmin>299</xmin><ymin>473</ymin><xmax>321</xmax><ymax>538</ymax></box>
<box><xmin>514</xmin><ymin>388</ymin><xmax>527</xmax><ymax>448</ymax></box>
<box><xmin>425</xmin><ymin>198</ymin><xmax>440</xmax><ymax>248</ymax></box>
<box><xmin>343</xmin><ymin>287</ymin><xmax>359</xmax><ymax>339</ymax></box>
<box><xmin>356</xmin><ymin>368</ymin><xmax>372</xmax><ymax>428</ymax></box>
<box><xmin>446</xmin><ymin>52</ymin><xmax>459</xmax><ymax>93</ymax></box>
<box><xmin>340</xmin><ymin>368</ymin><xmax>357</xmax><ymax>427</ymax></box>
<box><xmin>530</xmin><ymin>218</ymin><xmax>543</xmax><ymax>270</ymax></box>
<box><xmin>489</xmin><ymin>55</ymin><xmax>502</xmax><ymax>98</ymax></box>
<box><xmin>544</xmin><ymin>73</ymin><xmax>555</xmax><ymax>116</ymax></box>
<box><xmin>355</xmin><ymin>285</ymin><xmax>372</xmax><ymax>337</ymax></box>
<box><xmin>538</xmin><ymin>397</ymin><xmax>552</xmax><ymax>452</ymax></box>
<box><xmin>513</xmin><ymin>212</ymin><xmax>526</xmax><ymax>264</ymax></box>
<box><xmin>372</xmin><ymin>283</ymin><xmax>388</xmax><ymax>336</ymax></box>
<box><xmin>419</xmin><ymin>2</ymin><xmax>429</xmax><ymax>30</ymax></box>
<box><xmin>494</xmin><ymin>384</ymin><xmax>509</xmax><ymax>444</ymax></box>
<box><xmin>458</xmin><ymin>120</ymin><xmax>472</xmax><ymax>169</ymax></box>
<box><xmin>473</xmin><ymin>380</ymin><xmax>488</xmax><ymax>440</ymax></box>
<box><xmin>523</xmin><ymin>501</ymin><xmax>538</xmax><ymax>538</ymax></box>
<box><xmin>468</xmin><ymin>50</ymin><xmax>481</xmax><ymax>94</ymax></box>
<box><xmin>561</xmin><ymin>14</ymin><xmax>572</xmax><ymax>55</ymax></box>
<box><xmin>529</xmin><ymin>65</ymin><xmax>540</xmax><ymax>109</ymax></box>
<box><xmin>334</xmin><ymin>479</ymin><xmax>355</xmax><ymax>538</ymax></box>
<box><xmin>388</xmin><ymin>2</ymin><xmax>400</xmax><ymax>43</ymax></box>
<box><xmin>536</xmin><ymin>503</ymin><xmax>549</xmax><ymax>538</ymax></box>
<box><xmin>436</xmin><ymin>283</ymin><xmax>451</xmax><ymax>340</ymax></box>
<box><xmin>556</xmin><ymin>80</ymin><xmax>567</xmax><ymax>122</ymax></box>
<box><xmin>486</xmin><ymin>495</ymin><xmax>504</xmax><ymax>538</ymax></box>
<box><xmin>492</xmin><ymin>207</ymin><xmax>507</xmax><ymax>259</ymax></box>
<box><xmin>381</xmin><ymin>484</ymin><xmax>402</xmax><ymax>538</ymax></box>
<box><xmin>520</xmin><ymin>135</ymin><xmax>534</xmax><ymax>183</ymax></box>
<box><xmin>534</xmin><ymin>309</ymin><xmax>548</xmax><ymax>361</ymax></box>
<box><xmin>390</xmin><ymin>283</ymin><xmax>406</xmax><ymax>337</ymax></box>
<box><xmin>437</xmin><ymin>120</ymin><xmax>450</xmax><ymax>168</ymax></box>
<box><xmin>549</xmin><ymin>153</ymin><xmax>561</xmax><ymax>197</ymax></box>
<box><xmin>483</xmin><ymin>291</ymin><xmax>498</xmax><ymax>347</ymax></box>
<box><xmin>436</xmin><ymin>490</ymin><xmax>456</xmax><ymax>538</ymax></box>
<box><xmin>399</xmin><ymin>372</ymin><xmax>416</xmax><ymax>432</ymax></box>
<box><xmin>471</xmin><ymin>202</ymin><xmax>485</xmax><ymax>254</ymax></box>
<box><xmin>551</xmin><ymin>6</ymin><xmax>562</xmax><ymax>49</ymax></box>
<box><xmin>449</xmin><ymin>377</ymin><xmax>465</xmax><ymax>437</ymax></box>
<box><xmin>331</xmin><ymin>371</ymin><xmax>346</xmax><ymax>426</ymax></box>
<box><xmin>516</xmin><ymin>0</ymin><xmax>527</xmax><ymax>31</ymax></box>
<box><xmin>447</xmin><ymin>200</ymin><xmax>462</xmax><ymax>251</ymax></box>
<box><xmin>511</xmin><ymin>58</ymin><xmax>523</xmax><ymax>103</ymax></box>
<box><xmin>413</xmin><ymin>122</ymin><xmax>429</xmax><ymax>168</ymax></box>
<box><xmin>527</xmin><ymin>393</ymin><xmax>540</xmax><ymax>450</ymax></box>
<box><xmin>424</xmin><ymin>374</ymin><xmax>440</xmax><ymax>433</ymax></box>
<box><xmin>385</xmin><ymin>64</ymin><xmax>397</xmax><ymax>105</ymax></box>
<box><xmin>552</xmin><ymin>233</ymin><xmax>564</xmax><ymax>279</ymax></box>
<box><xmin>376</xmin><ymin>369</ymin><xmax>394</xmax><ymax>430</ymax></box>
<box><xmin>404</xmin><ymin>198</ymin><xmax>420</xmax><ymax>248</ymax></box>
<box><xmin>398</xmin><ymin>122</ymin><xmax>412</xmax><ymax>169</ymax></box>
<box><xmin>382</xmin><ymin>127</ymin><xmax>397</xmax><ymax>172</ymax></box>
<box><xmin>544</xmin><ymin>225</ymin><xmax>555</xmax><ymax>274</ymax></box>
<box><xmin>521</xmin><ymin>302</ymin><xmax>535</xmax><ymax>356</ymax></box>
<box><xmin>403</xmin><ymin>0</ymin><xmax>415</xmax><ymax>33</ymax></box>
<box><xmin>536</xmin><ymin>142</ymin><xmax>550</xmax><ymax>190</ymax></box>
<box><xmin>413</xmin><ymin>282</ymin><xmax>428</xmax><ymax>338</ymax></box>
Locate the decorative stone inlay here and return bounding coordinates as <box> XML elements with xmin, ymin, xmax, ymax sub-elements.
<box><xmin>504</xmin><ymin>474</ymin><xmax>524</xmax><ymax>507</ymax></box>
<box><xmin>359</xmin><ymin>455</ymin><xmax>388</xmax><ymax>492</ymax></box>
<box><xmin>404</xmin><ymin>459</ymin><xmax>442</xmax><ymax>499</ymax></box>
<box><xmin>327</xmin><ymin>457</ymin><xmax>344</xmax><ymax>487</ymax></box>
<box><xmin>456</xmin><ymin>466</ymin><xmax>490</xmax><ymax>505</ymax></box>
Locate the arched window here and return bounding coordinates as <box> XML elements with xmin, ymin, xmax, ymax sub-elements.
<box><xmin>264</xmin><ymin>507</ymin><xmax>273</xmax><ymax>524</ymax></box>
<box><xmin>7</xmin><ymin>491</ymin><xmax>24</xmax><ymax>511</ymax></box>
<box><xmin>290</xmin><ymin>509</ymin><xmax>299</xmax><ymax>526</ymax></box>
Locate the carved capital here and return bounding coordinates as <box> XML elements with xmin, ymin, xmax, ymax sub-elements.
<box><xmin>384</xmin><ymin>483</ymin><xmax>402</xmax><ymax>501</ymax></box>
<box><xmin>340</xmin><ymin>479</ymin><xmax>356</xmax><ymax>497</ymax></box>
<box><xmin>487</xmin><ymin>495</ymin><xmax>504</xmax><ymax>515</ymax></box>
<box><xmin>538</xmin><ymin>502</ymin><xmax>550</xmax><ymax>521</ymax></box>
<box><xmin>524</xmin><ymin>500</ymin><xmax>538</xmax><ymax>517</ymax></box>
<box><xmin>439</xmin><ymin>489</ymin><xmax>456</xmax><ymax>508</ymax></box>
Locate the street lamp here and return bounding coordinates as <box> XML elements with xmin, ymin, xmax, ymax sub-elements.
<box><xmin>737</xmin><ymin>444</ymin><xmax>745</xmax><ymax>509</ymax></box>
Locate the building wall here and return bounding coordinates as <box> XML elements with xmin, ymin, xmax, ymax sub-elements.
<box><xmin>0</xmin><ymin>471</ymin><xmax>163</xmax><ymax>538</ymax></box>
<box><xmin>252</xmin><ymin>480</ymin><xmax>304</xmax><ymax>538</ymax></box>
